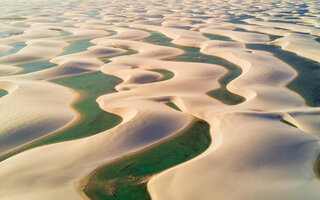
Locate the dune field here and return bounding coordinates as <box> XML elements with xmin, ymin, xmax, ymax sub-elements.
<box><xmin>0</xmin><ymin>0</ymin><xmax>320</xmax><ymax>199</ymax></box>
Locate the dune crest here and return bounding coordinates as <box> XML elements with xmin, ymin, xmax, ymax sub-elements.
<box><xmin>0</xmin><ymin>0</ymin><xmax>319</xmax><ymax>199</ymax></box>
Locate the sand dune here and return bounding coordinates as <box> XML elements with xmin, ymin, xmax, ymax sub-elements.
<box><xmin>271</xmin><ymin>33</ymin><xmax>320</xmax><ymax>63</ymax></box>
<box><xmin>0</xmin><ymin>0</ymin><xmax>320</xmax><ymax>199</ymax></box>
<box><xmin>0</xmin><ymin>78</ymin><xmax>75</xmax><ymax>153</ymax></box>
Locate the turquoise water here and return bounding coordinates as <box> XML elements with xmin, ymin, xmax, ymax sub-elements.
<box><xmin>0</xmin><ymin>31</ymin><xmax>23</xmax><ymax>39</ymax></box>
<box><xmin>61</xmin><ymin>38</ymin><xmax>94</xmax><ymax>55</ymax></box>
<box><xmin>84</xmin><ymin>120</ymin><xmax>211</xmax><ymax>200</ymax></box>
<box><xmin>204</xmin><ymin>33</ymin><xmax>233</xmax><ymax>41</ymax></box>
<box><xmin>13</xmin><ymin>24</ymin><xmax>29</xmax><ymax>28</ymax></box>
<box><xmin>0</xmin><ymin>72</ymin><xmax>123</xmax><ymax>162</ymax></box>
<box><xmin>0</xmin><ymin>42</ymin><xmax>26</xmax><ymax>57</ymax></box>
<box><xmin>49</xmin><ymin>28</ymin><xmax>72</xmax><ymax>36</ymax></box>
<box><xmin>232</xmin><ymin>13</ymin><xmax>320</xmax><ymax>107</ymax></box>
<box><xmin>64</xmin><ymin>24</ymin><xmax>77</xmax><ymax>28</ymax></box>
<box><xmin>0</xmin><ymin>89</ymin><xmax>8</xmax><ymax>98</ymax></box>
<box><xmin>101</xmin><ymin>49</ymin><xmax>138</xmax><ymax>63</ymax></box>
<box><xmin>233</xmin><ymin>28</ymin><xmax>282</xmax><ymax>41</ymax></box>
<box><xmin>60</xmin><ymin>31</ymin><xmax>72</xmax><ymax>36</ymax></box>
<box><xmin>61</xmin><ymin>30</ymin><xmax>116</xmax><ymax>56</ymax></box>
<box><xmin>166</xmin><ymin>102</ymin><xmax>181</xmax><ymax>111</ymax></box>
<box><xmin>150</xmin><ymin>69</ymin><xmax>174</xmax><ymax>81</ymax></box>
<box><xmin>18</xmin><ymin>61</ymin><xmax>56</xmax><ymax>74</ymax></box>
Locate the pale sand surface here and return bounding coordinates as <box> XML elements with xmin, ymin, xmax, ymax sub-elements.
<box><xmin>0</xmin><ymin>0</ymin><xmax>320</xmax><ymax>199</ymax></box>
<box><xmin>271</xmin><ymin>33</ymin><xmax>320</xmax><ymax>63</ymax></box>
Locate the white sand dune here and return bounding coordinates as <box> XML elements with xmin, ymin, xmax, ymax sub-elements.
<box><xmin>200</xmin><ymin>27</ymin><xmax>270</xmax><ymax>43</ymax></box>
<box><xmin>0</xmin><ymin>64</ymin><xmax>20</xmax><ymax>76</ymax></box>
<box><xmin>0</xmin><ymin>78</ymin><xmax>75</xmax><ymax>153</ymax></box>
<box><xmin>271</xmin><ymin>33</ymin><xmax>320</xmax><ymax>63</ymax></box>
<box><xmin>0</xmin><ymin>27</ymin><xmax>125</xmax><ymax>154</ymax></box>
<box><xmin>0</xmin><ymin>24</ymin><xmax>211</xmax><ymax>199</ymax></box>
<box><xmin>245</xmin><ymin>19</ymin><xmax>320</xmax><ymax>37</ymax></box>
<box><xmin>149</xmin><ymin>112</ymin><xmax>320</xmax><ymax>200</ymax></box>
<box><xmin>0</xmin><ymin>0</ymin><xmax>320</xmax><ymax>200</ymax></box>
<box><xmin>0</xmin><ymin>39</ymin><xmax>68</xmax><ymax>65</ymax></box>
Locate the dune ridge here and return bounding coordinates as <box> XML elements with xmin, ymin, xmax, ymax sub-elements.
<box><xmin>0</xmin><ymin>0</ymin><xmax>319</xmax><ymax>200</ymax></box>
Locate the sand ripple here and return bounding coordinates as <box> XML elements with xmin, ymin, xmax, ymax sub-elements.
<box><xmin>0</xmin><ymin>0</ymin><xmax>319</xmax><ymax>199</ymax></box>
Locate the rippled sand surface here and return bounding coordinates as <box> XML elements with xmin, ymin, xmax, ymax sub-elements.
<box><xmin>0</xmin><ymin>0</ymin><xmax>320</xmax><ymax>199</ymax></box>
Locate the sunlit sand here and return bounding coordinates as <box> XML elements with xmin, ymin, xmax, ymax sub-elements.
<box><xmin>0</xmin><ymin>0</ymin><xmax>320</xmax><ymax>199</ymax></box>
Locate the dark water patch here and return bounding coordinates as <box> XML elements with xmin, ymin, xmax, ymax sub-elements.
<box><xmin>49</xmin><ymin>72</ymin><xmax>122</xmax><ymax>141</ymax></box>
<box><xmin>283</xmin><ymin>16</ymin><xmax>300</xmax><ymax>20</ymax></box>
<box><xmin>228</xmin><ymin>14</ymin><xmax>255</xmax><ymax>24</ymax></box>
<box><xmin>146</xmin><ymin>14</ymin><xmax>163</xmax><ymax>18</ymax></box>
<box><xmin>191</xmin><ymin>21</ymin><xmax>203</xmax><ymax>25</ymax></box>
<box><xmin>208</xmin><ymin>89</ymin><xmax>245</xmax><ymax>105</ymax></box>
<box><xmin>233</xmin><ymin>27</ymin><xmax>282</xmax><ymax>41</ymax></box>
<box><xmin>268</xmin><ymin>20</ymin><xmax>299</xmax><ymax>24</ymax></box>
<box><xmin>269</xmin><ymin>35</ymin><xmax>282</xmax><ymax>41</ymax></box>
<box><xmin>172</xmin><ymin>26</ymin><xmax>191</xmax><ymax>30</ymax></box>
<box><xmin>259</xmin><ymin>26</ymin><xmax>309</xmax><ymax>36</ymax></box>
<box><xmin>0</xmin><ymin>72</ymin><xmax>122</xmax><ymax>162</ymax></box>
<box><xmin>233</xmin><ymin>28</ymin><xmax>248</xmax><ymax>32</ymax></box>
<box><xmin>237</xmin><ymin>14</ymin><xmax>255</xmax><ymax>19</ymax></box>
<box><xmin>204</xmin><ymin>33</ymin><xmax>232</xmax><ymax>41</ymax></box>
<box><xmin>165</xmin><ymin>102</ymin><xmax>181</xmax><ymax>111</ymax></box>
<box><xmin>279</xmin><ymin>11</ymin><xmax>294</xmax><ymax>15</ymax></box>
<box><xmin>83</xmin><ymin>119</ymin><xmax>211</xmax><ymax>200</ymax></box>
<box><xmin>0</xmin><ymin>31</ymin><xmax>23</xmax><ymax>38</ymax></box>
<box><xmin>295</xmin><ymin>9</ymin><xmax>309</xmax><ymax>15</ymax></box>
<box><xmin>187</xmin><ymin>10</ymin><xmax>205</xmax><ymax>15</ymax></box>
<box><xmin>17</xmin><ymin>61</ymin><xmax>56</xmax><ymax>74</ymax></box>
<box><xmin>64</xmin><ymin>24</ymin><xmax>77</xmax><ymax>28</ymax></box>
<box><xmin>14</xmin><ymin>24</ymin><xmax>29</xmax><ymax>28</ymax></box>
<box><xmin>280</xmin><ymin>119</ymin><xmax>297</xmax><ymax>128</ymax></box>
<box><xmin>150</xmin><ymin>69</ymin><xmax>174</xmax><ymax>82</ymax></box>
<box><xmin>60</xmin><ymin>31</ymin><xmax>72</xmax><ymax>36</ymax></box>
<box><xmin>132</xmin><ymin>10</ymin><xmax>146</xmax><ymax>14</ymax></box>
<box><xmin>0</xmin><ymin>89</ymin><xmax>8</xmax><ymax>98</ymax></box>
<box><xmin>273</xmin><ymin>14</ymin><xmax>289</xmax><ymax>18</ymax></box>
<box><xmin>49</xmin><ymin>28</ymin><xmax>73</xmax><ymax>36</ymax></box>
<box><xmin>274</xmin><ymin>27</ymin><xmax>288</xmax><ymax>30</ymax></box>
<box><xmin>107</xmin><ymin>20</ymin><xmax>121</xmax><ymax>24</ymax></box>
<box><xmin>296</xmin><ymin>22</ymin><xmax>318</xmax><ymax>29</ymax></box>
<box><xmin>143</xmin><ymin>31</ymin><xmax>245</xmax><ymax>105</ymax></box>
<box><xmin>101</xmin><ymin>49</ymin><xmax>139</xmax><ymax>63</ymax></box>
<box><xmin>0</xmin><ymin>42</ymin><xmax>26</xmax><ymax>57</ymax></box>
<box><xmin>107</xmin><ymin>30</ymin><xmax>117</xmax><ymax>37</ymax></box>
<box><xmin>61</xmin><ymin>38</ymin><xmax>94</xmax><ymax>55</ymax></box>
<box><xmin>228</xmin><ymin>18</ymin><xmax>250</xmax><ymax>25</ymax></box>
<box><xmin>193</xmin><ymin>16</ymin><xmax>212</xmax><ymax>20</ymax></box>
<box><xmin>246</xmin><ymin>43</ymin><xmax>320</xmax><ymax>107</ymax></box>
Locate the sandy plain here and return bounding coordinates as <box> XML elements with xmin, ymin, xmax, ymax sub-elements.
<box><xmin>0</xmin><ymin>0</ymin><xmax>320</xmax><ymax>199</ymax></box>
